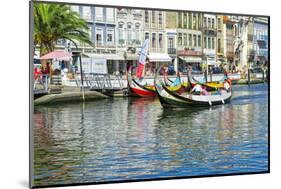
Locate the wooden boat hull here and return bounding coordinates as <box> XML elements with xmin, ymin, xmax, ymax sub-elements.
<box><xmin>127</xmin><ymin>67</ymin><xmax>188</xmax><ymax>97</ymax></box>
<box><xmin>129</xmin><ymin>78</ymin><xmax>156</xmax><ymax>97</ymax></box>
<box><xmin>155</xmin><ymin>82</ymin><xmax>232</xmax><ymax>108</ymax></box>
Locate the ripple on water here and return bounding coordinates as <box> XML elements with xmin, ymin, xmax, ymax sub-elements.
<box><xmin>33</xmin><ymin>84</ymin><xmax>269</xmax><ymax>186</ymax></box>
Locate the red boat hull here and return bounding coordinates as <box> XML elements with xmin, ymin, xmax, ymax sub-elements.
<box><xmin>129</xmin><ymin>85</ymin><xmax>156</xmax><ymax>97</ymax></box>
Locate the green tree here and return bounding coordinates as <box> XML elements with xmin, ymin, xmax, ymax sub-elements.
<box><xmin>34</xmin><ymin>3</ymin><xmax>93</xmax><ymax>56</ymax></box>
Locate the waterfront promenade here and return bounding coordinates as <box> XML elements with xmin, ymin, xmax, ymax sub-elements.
<box><xmin>33</xmin><ymin>73</ymin><xmax>267</xmax><ymax>105</ymax></box>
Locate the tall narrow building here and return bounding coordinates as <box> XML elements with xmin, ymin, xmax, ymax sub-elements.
<box><xmin>143</xmin><ymin>10</ymin><xmax>171</xmax><ymax>73</ymax></box>
<box><xmin>166</xmin><ymin>11</ymin><xmax>178</xmax><ymax>73</ymax></box>
<box><xmin>177</xmin><ymin>12</ymin><xmax>203</xmax><ymax>73</ymax></box>
<box><xmin>116</xmin><ymin>8</ymin><xmax>144</xmax><ymax>74</ymax></box>
<box><xmin>203</xmin><ymin>14</ymin><xmax>217</xmax><ymax>69</ymax></box>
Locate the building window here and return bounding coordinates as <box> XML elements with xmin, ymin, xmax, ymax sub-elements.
<box><xmin>208</xmin><ymin>18</ymin><xmax>211</xmax><ymax>28</ymax></box>
<box><xmin>95</xmin><ymin>7</ymin><xmax>103</xmax><ymax>21</ymax></box>
<box><xmin>212</xmin><ymin>18</ymin><xmax>215</xmax><ymax>29</ymax></box>
<box><xmin>107</xmin><ymin>29</ymin><xmax>114</xmax><ymax>45</ymax></box>
<box><xmin>204</xmin><ymin>17</ymin><xmax>207</xmax><ymax>27</ymax></box>
<box><xmin>204</xmin><ymin>37</ymin><xmax>207</xmax><ymax>48</ymax></box>
<box><xmin>183</xmin><ymin>33</ymin><xmax>187</xmax><ymax>46</ymax></box>
<box><xmin>208</xmin><ymin>37</ymin><xmax>211</xmax><ymax>49</ymax></box>
<box><xmin>198</xmin><ymin>35</ymin><xmax>201</xmax><ymax>47</ymax></box>
<box><xmin>183</xmin><ymin>13</ymin><xmax>187</xmax><ymax>28</ymax></box>
<box><xmin>178</xmin><ymin>12</ymin><xmax>182</xmax><ymax>28</ymax></box>
<box><xmin>193</xmin><ymin>14</ymin><xmax>197</xmax><ymax>29</ymax></box>
<box><xmin>218</xmin><ymin>18</ymin><xmax>221</xmax><ymax>29</ymax></box>
<box><xmin>168</xmin><ymin>38</ymin><xmax>174</xmax><ymax>48</ymax></box>
<box><xmin>145</xmin><ymin>10</ymin><xmax>149</xmax><ymax>23</ymax></box>
<box><xmin>127</xmin><ymin>23</ymin><xmax>132</xmax><ymax>43</ymax></box>
<box><xmin>178</xmin><ymin>33</ymin><xmax>182</xmax><ymax>46</ymax></box>
<box><xmin>152</xmin><ymin>11</ymin><xmax>156</xmax><ymax>24</ymax></box>
<box><xmin>107</xmin><ymin>8</ymin><xmax>114</xmax><ymax>22</ymax></box>
<box><xmin>211</xmin><ymin>37</ymin><xmax>214</xmax><ymax>49</ymax></box>
<box><xmin>159</xmin><ymin>33</ymin><xmax>163</xmax><ymax>48</ymax></box>
<box><xmin>152</xmin><ymin>33</ymin><xmax>156</xmax><ymax>48</ymax></box>
<box><xmin>96</xmin><ymin>28</ymin><xmax>103</xmax><ymax>46</ymax></box>
<box><xmin>198</xmin><ymin>14</ymin><xmax>202</xmax><ymax>29</ymax></box>
<box><xmin>189</xmin><ymin>34</ymin><xmax>192</xmax><ymax>46</ymax></box>
<box><xmin>189</xmin><ymin>13</ymin><xmax>192</xmax><ymax>29</ymax></box>
<box><xmin>135</xmin><ymin>23</ymin><xmax>140</xmax><ymax>41</ymax></box>
<box><xmin>118</xmin><ymin>23</ymin><xmax>123</xmax><ymax>42</ymax></box>
<box><xmin>82</xmin><ymin>6</ymin><xmax>91</xmax><ymax>20</ymax></box>
<box><xmin>193</xmin><ymin>34</ymin><xmax>197</xmax><ymax>47</ymax></box>
<box><xmin>218</xmin><ymin>38</ymin><xmax>221</xmax><ymax>52</ymax></box>
<box><xmin>145</xmin><ymin>32</ymin><xmax>149</xmax><ymax>40</ymax></box>
<box><xmin>159</xmin><ymin>12</ymin><xmax>163</xmax><ymax>25</ymax></box>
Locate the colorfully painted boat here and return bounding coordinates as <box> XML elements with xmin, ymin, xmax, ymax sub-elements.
<box><xmin>127</xmin><ymin>67</ymin><xmax>188</xmax><ymax>97</ymax></box>
<box><xmin>154</xmin><ymin>68</ymin><xmax>232</xmax><ymax>108</ymax></box>
<box><xmin>190</xmin><ymin>76</ymin><xmax>224</xmax><ymax>90</ymax></box>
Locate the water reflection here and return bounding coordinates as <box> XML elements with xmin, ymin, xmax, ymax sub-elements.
<box><xmin>33</xmin><ymin>84</ymin><xmax>269</xmax><ymax>186</ymax></box>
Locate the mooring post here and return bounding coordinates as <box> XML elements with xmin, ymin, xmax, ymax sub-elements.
<box><xmin>247</xmin><ymin>68</ymin><xmax>251</xmax><ymax>85</ymax></box>
<box><xmin>262</xmin><ymin>68</ymin><xmax>265</xmax><ymax>82</ymax></box>
<box><xmin>79</xmin><ymin>55</ymin><xmax>85</xmax><ymax>101</ymax></box>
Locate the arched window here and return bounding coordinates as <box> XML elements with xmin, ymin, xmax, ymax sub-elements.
<box><xmin>135</xmin><ymin>23</ymin><xmax>140</xmax><ymax>41</ymax></box>
<box><xmin>118</xmin><ymin>22</ymin><xmax>124</xmax><ymax>43</ymax></box>
<box><xmin>127</xmin><ymin>23</ymin><xmax>132</xmax><ymax>44</ymax></box>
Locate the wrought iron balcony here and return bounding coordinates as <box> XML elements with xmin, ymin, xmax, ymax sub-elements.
<box><xmin>202</xmin><ymin>27</ymin><xmax>217</xmax><ymax>35</ymax></box>
<box><xmin>167</xmin><ymin>48</ymin><xmax>177</xmax><ymax>54</ymax></box>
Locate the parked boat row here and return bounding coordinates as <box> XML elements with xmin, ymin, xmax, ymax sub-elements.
<box><xmin>127</xmin><ymin>65</ymin><xmax>232</xmax><ymax>108</ymax></box>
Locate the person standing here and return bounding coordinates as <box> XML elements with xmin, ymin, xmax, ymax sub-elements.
<box><xmin>223</xmin><ymin>64</ymin><xmax>228</xmax><ymax>78</ymax></box>
<box><xmin>191</xmin><ymin>84</ymin><xmax>203</xmax><ymax>95</ymax></box>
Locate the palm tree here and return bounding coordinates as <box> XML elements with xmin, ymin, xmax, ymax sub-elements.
<box><xmin>34</xmin><ymin>3</ymin><xmax>93</xmax><ymax>56</ymax></box>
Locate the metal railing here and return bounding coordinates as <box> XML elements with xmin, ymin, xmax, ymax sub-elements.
<box><xmin>167</xmin><ymin>48</ymin><xmax>177</xmax><ymax>54</ymax></box>
<box><xmin>75</xmin><ymin>73</ymin><xmax>126</xmax><ymax>90</ymax></box>
<box><xmin>33</xmin><ymin>74</ymin><xmax>49</xmax><ymax>95</ymax></box>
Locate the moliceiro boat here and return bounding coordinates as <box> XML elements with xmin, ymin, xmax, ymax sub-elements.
<box><xmin>154</xmin><ymin>67</ymin><xmax>232</xmax><ymax>108</ymax></box>
<box><xmin>127</xmin><ymin>66</ymin><xmax>187</xmax><ymax>97</ymax></box>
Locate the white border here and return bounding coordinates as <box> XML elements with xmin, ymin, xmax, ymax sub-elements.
<box><xmin>1</xmin><ymin>0</ymin><xmax>280</xmax><ymax>189</ymax></box>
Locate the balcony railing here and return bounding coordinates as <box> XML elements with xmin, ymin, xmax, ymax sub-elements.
<box><xmin>255</xmin><ymin>35</ymin><xmax>268</xmax><ymax>41</ymax></box>
<box><xmin>167</xmin><ymin>48</ymin><xmax>177</xmax><ymax>54</ymax></box>
<box><xmin>202</xmin><ymin>27</ymin><xmax>217</xmax><ymax>35</ymax></box>
<box><xmin>177</xmin><ymin>49</ymin><xmax>202</xmax><ymax>56</ymax></box>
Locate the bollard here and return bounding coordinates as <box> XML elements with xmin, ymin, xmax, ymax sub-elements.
<box><xmin>247</xmin><ymin>68</ymin><xmax>251</xmax><ymax>85</ymax></box>
<box><xmin>262</xmin><ymin>69</ymin><xmax>265</xmax><ymax>82</ymax></box>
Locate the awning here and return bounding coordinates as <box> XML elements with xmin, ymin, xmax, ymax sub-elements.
<box><xmin>40</xmin><ymin>50</ymin><xmax>72</xmax><ymax>60</ymax></box>
<box><xmin>179</xmin><ymin>56</ymin><xmax>202</xmax><ymax>63</ymax></box>
<box><xmin>148</xmin><ymin>53</ymin><xmax>172</xmax><ymax>62</ymax></box>
<box><xmin>83</xmin><ymin>53</ymin><xmax>124</xmax><ymax>60</ymax></box>
<box><xmin>207</xmin><ymin>60</ymin><xmax>219</xmax><ymax>65</ymax></box>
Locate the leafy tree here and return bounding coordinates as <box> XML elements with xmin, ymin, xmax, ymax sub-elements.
<box><xmin>34</xmin><ymin>3</ymin><xmax>93</xmax><ymax>56</ymax></box>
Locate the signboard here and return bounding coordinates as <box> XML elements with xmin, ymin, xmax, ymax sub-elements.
<box><xmin>81</xmin><ymin>58</ymin><xmax>92</xmax><ymax>73</ymax></box>
<box><xmin>91</xmin><ymin>58</ymin><xmax>107</xmax><ymax>74</ymax></box>
<box><xmin>80</xmin><ymin>57</ymin><xmax>108</xmax><ymax>74</ymax></box>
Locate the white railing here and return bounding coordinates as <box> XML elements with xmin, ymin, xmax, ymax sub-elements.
<box><xmin>33</xmin><ymin>74</ymin><xmax>49</xmax><ymax>94</ymax></box>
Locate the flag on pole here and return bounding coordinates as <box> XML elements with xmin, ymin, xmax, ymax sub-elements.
<box><xmin>136</xmin><ymin>39</ymin><xmax>149</xmax><ymax>78</ymax></box>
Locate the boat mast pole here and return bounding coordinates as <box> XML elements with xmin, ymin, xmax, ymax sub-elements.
<box><xmin>201</xmin><ymin>13</ymin><xmax>208</xmax><ymax>82</ymax></box>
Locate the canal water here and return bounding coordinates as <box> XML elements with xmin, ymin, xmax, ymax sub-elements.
<box><xmin>33</xmin><ymin>84</ymin><xmax>269</xmax><ymax>186</ymax></box>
